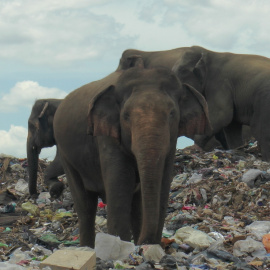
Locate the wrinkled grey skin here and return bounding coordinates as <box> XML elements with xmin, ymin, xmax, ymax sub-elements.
<box><xmin>54</xmin><ymin>63</ymin><xmax>211</xmax><ymax>247</ymax></box>
<box><xmin>172</xmin><ymin>46</ymin><xmax>269</xmax><ymax>157</ymax></box>
<box><xmin>27</xmin><ymin>99</ymin><xmax>65</xmax><ymax>198</ymax></box>
<box><xmin>117</xmin><ymin>47</ymin><xmax>251</xmax><ymax>151</ymax></box>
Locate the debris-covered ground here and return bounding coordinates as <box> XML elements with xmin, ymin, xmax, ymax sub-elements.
<box><xmin>1</xmin><ymin>141</ymin><xmax>270</xmax><ymax>269</ymax></box>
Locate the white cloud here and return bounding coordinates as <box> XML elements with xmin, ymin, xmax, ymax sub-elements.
<box><xmin>0</xmin><ymin>125</ymin><xmax>56</xmax><ymax>159</ymax></box>
<box><xmin>0</xmin><ymin>81</ymin><xmax>67</xmax><ymax>112</ymax></box>
<box><xmin>0</xmin><ymin>0</ymin><xmax>135</xmax><ymax>66</ymax></box>
<box><xmin>133</xmin><ymin>0</ymin><xmax>270</xmax><ymax>57</ymax></box>
<box><xmin>2</xmin><ymin>0</ymin><xmax>270</xmax><ymax>67</ymax></box>
<box><xmin>0</xmin><ymin>125</ymin><xmax>28</xmax><ymax>158</ymax></box>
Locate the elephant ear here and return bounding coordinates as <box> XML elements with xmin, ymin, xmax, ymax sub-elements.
<box><xmin>87</xmin><ymin>86</ymin><xmax>120</xmax><ymax>140</ymax></box>
<box><xmin>179</xmin><ymin>83</ymin><xmax>212</xmax><ymax>138</ymax></box>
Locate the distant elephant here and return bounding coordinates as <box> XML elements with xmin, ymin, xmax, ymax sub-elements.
<box><xmin>172</xmin><ymin>46</ymin><xmax>268</xmax><ymax>158</ymax></box>
<box><xmin>117</xmin><ymin>47</ymin><xmax>252</xmax><ymax>151</ymax></box>
<box><xmin>27</xmin><ymin>99</ymin><xmax>65</xmax><ymax>198</ymax></box>
<box><xmin>54</xmin><ymin>61</ymin><xmax>211</xmax><ymax>247</ymax></box>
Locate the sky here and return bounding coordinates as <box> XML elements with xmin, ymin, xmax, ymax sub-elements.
<box><xmin>1</xmin><ymin>0</ymin><xmax>270</xmax><ymax>160</ymax></box>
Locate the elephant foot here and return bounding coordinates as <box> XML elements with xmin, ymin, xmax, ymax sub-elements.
<box><xmin>49</xmin><ymin>182</ymin><xmax>65</xmax><ymax>199</ymax></box>
<box><xmin>30</xmin><ymin>193</ymin><xmax>40</xmax><ymax>199</ymax></box>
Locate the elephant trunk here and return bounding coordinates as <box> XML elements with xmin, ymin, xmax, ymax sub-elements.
<box><xmin>132</xmin><ymin>126</ymin><xmax>170</xmax><ymax>245</ymax></box>
<box><xmin>27</xmin><ymin>133</ymin><xmax>40</xmax><ymax>195</ymax></box>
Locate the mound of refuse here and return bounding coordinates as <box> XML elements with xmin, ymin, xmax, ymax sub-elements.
<box><xmin>1</xmin><ymin>141</ymin><xmax>270</xmax><ymax>269</ymax></box>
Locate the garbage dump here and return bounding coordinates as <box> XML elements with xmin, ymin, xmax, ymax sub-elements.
<box><xmin>1</xmin><ymin>140</ymin><xmax>270</xmax><ymax>269</ymax></box>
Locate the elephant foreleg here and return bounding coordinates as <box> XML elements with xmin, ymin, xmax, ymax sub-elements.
<box><xmin>131</xmin><ymin>185</ymin><xmax>142</xmax><ymax>244</ymax></box>
<box><xmin>98</xmin><ymin>137</ymin><xmax>137</xmax><ymax>242</ymax></box>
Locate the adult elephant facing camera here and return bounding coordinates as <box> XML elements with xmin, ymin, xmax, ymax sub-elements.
<box><xmin>54</xmin><ymin>63</ymin><xmax>211</xmax><ymax>247</ymax></box>
<box><xmin>172</xmin><ymin>46</ymin><xmax>270</xmax><ymax>159</ymax></box>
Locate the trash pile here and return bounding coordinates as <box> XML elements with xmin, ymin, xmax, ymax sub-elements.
<box><xmin>1</xmin><ymin>141</ymin><xmax>270</xmax><ymax>269</ymax></box>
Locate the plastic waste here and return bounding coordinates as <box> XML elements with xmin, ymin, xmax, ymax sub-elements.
<box><xmin>3</xmin><ymin>227</ymin><xmax>11</xmax><ymax>233</ymax></box>
<box><xmin>95</xmin><ymin>216</ymin><xmax>107</xmax><ymax>227</ymax></box>
<box><xmin>160</xmin><ymin>255</ymin><xmax>178</xmax><ymax>269</ymax></box>
<box><xmin>10</xmin><ymin>163</ymin><xmax>24</xmax><ymax>172</ymax></box>
<box><xmin>236</xmin><ymin>160</ymin><xmax>246</xmax><ymax>170</ymax></box>
<box><xmin>187</xmin><ymin>173</ymin><xmax>203</xmax><ymax>185</ymax></box>
<box><xmin>0</xmin><ymin>202</ymin><xmax>16</xmax><ymax>213</ymax></box>
<box><xmin>8</xmin><ymin>247</ymin><xmax>32</xmax><ymax>264</ymax></box>
<box><xmin>233</xmin><ymin>237</ymin><xmax>266</xmax><ymax>257</ymax></box>
<box><xmin>208</xmin><ymin>232</ymin><xmax>225</xmax><ymax>241</ymax></box>
<box><xmin>36</xmin><ymin>192</ymin><xmax>51</xmax><ymax>206</ymax></box>
<box><xmin>39</xmin><ymin>233</ymin><xmax>61</xmax><ymax>244</ymax></box>
<box><xmin>241</xmin><ymin>169</ymin><xmax>262</xmax><ymax>187</ymax></box>
<box><xmin>31</xmin><ymin>244</ymin><xmax>52</xmax><ymax>258</ymax></box>
<box><xmin>21</xmin><ymin>201</ymin><xmax>40</xmax><ymax>216</ymax></box>
<box><xmin>262</xmin><ymin>233</ymin><xmax>270</xmax><ymax>253</ymax></box>
<box><xmin>140</xmin><ymin>245</ymin><xmax>166</xmax><ymax>262</ymax></box>
<box><xmin>95</xmin><ymin>232</ymin><xmax>135</xmax><ymax>260</ymax></box>
<box><xmin>246</xmin><ymin>221</ymin><xmax>270</xmax><ymax>240</ymax></box>
<box><xmin>40</xmin><ymin>209</ymin><xmax>53</xmax><ymax>220</ymax></box>
<box><xmin>0</xmin><ymin>242</ymin><xmax>8</xmax><ymax>248</ymax></box>
<box><xmin>14</xmin><ymin>179</ymin><xmax>29</xmax><ymax>195</ymax></box>
<box><xmin>0</xmin><ymin>262</ymin><xmax>25</xmax><ymax>270</ymax></box>
<box><xmin>98</xmin><ymin>201</ymin><xmax>106</xmax><ymax>208</ymax></box>
<box><xmin>174</xmin><ymin>226</ymin><xmax>216</xmax><ymax>249</ymax></box>
<box><xmin>223</xmin><ymin>216</ymin><xmax>236</xmax><ymax>225</ymax></box>
<box><xmin>52</xmin><ymin>211</ymin><xmax>72</xmax><ymax>221</ymax></box>
<box><xmin>96</xmin><ymin>257</ymin><xmax>114</xmax><ymax>270</ymax></box>
<box><xmin>171</xmin><ymin>173</ymin><xmax>188</xmax><ymax>188</ymax></box>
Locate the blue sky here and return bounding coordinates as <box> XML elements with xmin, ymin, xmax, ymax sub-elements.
<box><xmin>1</xmin><ymin>0</ymin><xmax>270</xmax><ymax>159</ymax></box>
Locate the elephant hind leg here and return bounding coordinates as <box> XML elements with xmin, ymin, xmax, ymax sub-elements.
<box><xmin>61</xmin><ymin>158</ymin><xmax>98</xmax><ymax>248</ymax></box>
<box><xmin>251</xmin><ymin>95</ymin><xmax>270</xmax><ymax>161</ymax></box>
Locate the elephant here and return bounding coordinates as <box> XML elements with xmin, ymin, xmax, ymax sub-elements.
<box><xmin>53</xmin><ymin>61</ymin><xmax>211</xmax><ymax>247</ymax></box>
<box><xmin>27</xmin><ymin>99</ymin><xmax>65</xmax><ymax>198</ymax></box>
<box><xmin>171</xmin><ymin>46</ymin><xmax>269</xmax><ymax>158</ymax></box>
<box><xmin>117</xmin><ymin>47</ymin><xmax>252</xmax><ymax>151</ymax></box>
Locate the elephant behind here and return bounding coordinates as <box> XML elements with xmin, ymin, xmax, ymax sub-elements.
<box><xmin>27</xmin><ymin>99</ymin><xmax>65</xmax><ymax>198</ymax></box>
<box><xmin>54</xmin><ymin>62</ymin><xmax>211</xmax><ymax>247</ymax></box>
<box><xmin>117</xmin><ymin>47</ymin><xmax>251</xmax><ymax>151</ymax></box>
<box><xmin>172</xmin><ymin>46</ymin><xmax>270</xmax><ymax>159</ymax></box>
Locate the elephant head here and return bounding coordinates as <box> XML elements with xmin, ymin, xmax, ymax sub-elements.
<box><xmin>27</xmin><ymin>99</ymin><xmax>62</xmax><ymax>196</ymax></box>
<box><xmin>87</xmin><ymin>66</ymin><xmax>211</xmax><ymax>244</ymax></box>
